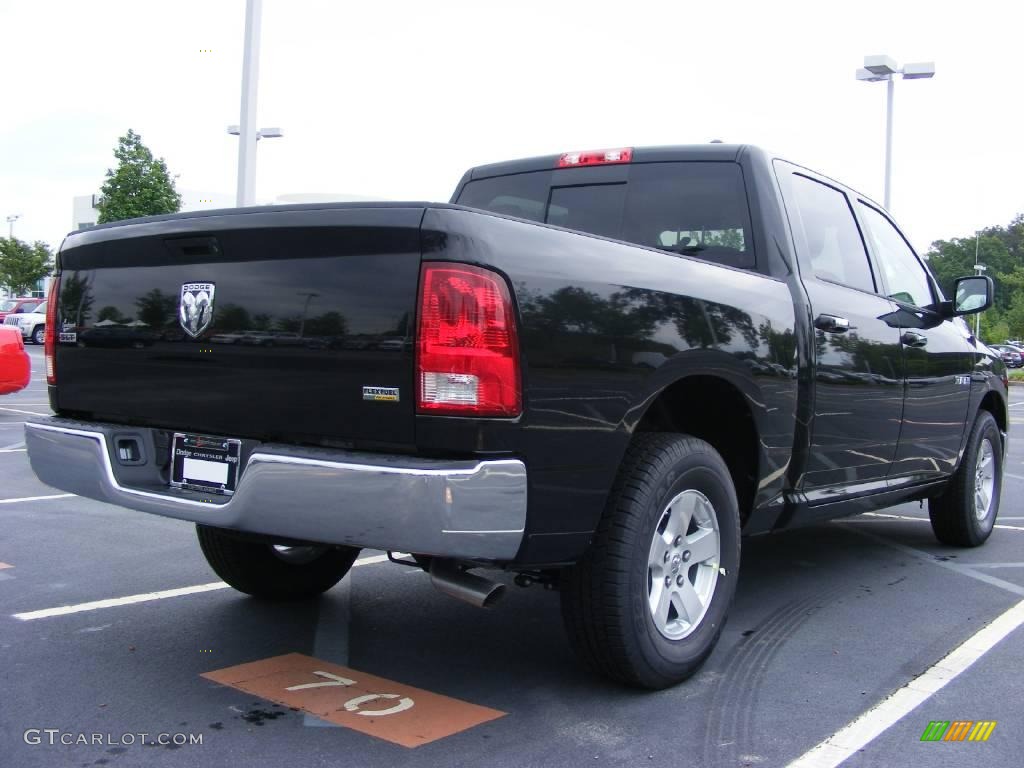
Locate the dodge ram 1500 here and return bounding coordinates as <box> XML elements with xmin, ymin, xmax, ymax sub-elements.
<box><xmin>25</xmin><ymin>144</ymin><xmax>1007</xmax><ymax>688</ymax></box>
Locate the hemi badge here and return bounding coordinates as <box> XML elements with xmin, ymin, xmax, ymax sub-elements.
<box><xmin>363</xmin><ymin>386</ymin><xmax>400</xmax><ymax>402</ymax></box>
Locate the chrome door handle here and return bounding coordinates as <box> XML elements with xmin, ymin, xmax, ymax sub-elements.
<box><xmin>814</xmin><ymin>314</ymin><xmax>850</xmax><ymax>333</ymax></box>
<box><xmin>901</xmin><ymin>330</ymin><xmax>928</xmax><ymax>348</ymax></box>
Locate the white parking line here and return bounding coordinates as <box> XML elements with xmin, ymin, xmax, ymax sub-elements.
<box><xmin>14</xmin><ymin>582</ymin><xmax>231</xmax><ymax>620</ymax></box>
<box><xmin>11</xmin><ymin>551</ymin><xmax>405</xmax><ymax>621</ymax></box>
<box><xmin>0</xmin><ymin>449</ymin><xmax>27</xmax><ymax>453</ymax></box>
<box><xmin>787</xmin><ymin>599</ymin><xmax>1024</xmax><ymax>768</ymax></box>
<box><xmin>1006</xmin><ymin>472</ymin><xmax>1024</xmax><ymax>482</ymax></box>
<box><xmin>839</xmin><ymin>524</ymin><xmax>1024</xmax><ymax>599</ymax></box>
<box><xmin>0</xmin><ymin>493</ymin><xmax>75</xmax><ymax>505</ymax></box>
<box><xmin>0</xmin><ymin>406</ymin><xmax>48</xmax><ymax>416</ymax></box>
<box><xmin>853</xmin><ymin>511</ymin><xmax>1024</xmax><ymax>532</ymax></box>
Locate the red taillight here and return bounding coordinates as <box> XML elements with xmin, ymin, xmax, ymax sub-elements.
<box><xmin>557</xmin><ymin>147</ymin><xmax>633</xmax><ymax>168</ymax></box>
<box><xmin>416</xmin><ymin>263</ymin><xmax>521</xmax><ymax>417</ymax></box>
<box><xmin>44</xmin><ymin>275</ymin><xmax>60</xmax><ymax>385</ymax></box>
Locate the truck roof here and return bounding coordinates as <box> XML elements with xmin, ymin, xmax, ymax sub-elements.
<box><xmin>464</xmin><ymin>143</ymin><xmax>886</xmax><ymax>215</ymax></box>
<box><xmin>467</xmin><ymin>143</ymin><xmax>754</xmax><ymax>180</ymax></box>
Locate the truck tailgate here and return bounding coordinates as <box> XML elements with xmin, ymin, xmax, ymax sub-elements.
<box><xmin>53</xmin><ymin>205</ymin><xmax>424</xmax><ymax>450</ymax></box>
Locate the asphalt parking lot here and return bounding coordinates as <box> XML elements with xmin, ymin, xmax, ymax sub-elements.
<box><xmin>1</xmin><ymin>343</ymin><xmax>1022</xmax><ymax>767</ymax></box>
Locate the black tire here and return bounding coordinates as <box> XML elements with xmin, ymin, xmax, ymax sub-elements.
<box><xmin>560</xmin><ymin>433</ymin><xmax>741</xmax><ymax>689</ymax></box>
<box><xmin>196</xmin><ymin>525</ymin><xmax>360</xmax><ymax>600</ymax></box>
<box><xmin>929</xmin><ymin>411</ymin><xmax>1002</xmax><ymax>547</ymax></box>
<box><xmin>31</xmin><ymin>325</ymin><xmax>44</xmax><ymax>345</ymax></box>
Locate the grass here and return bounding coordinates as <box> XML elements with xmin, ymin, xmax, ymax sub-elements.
<box><xmin>1009</xmin><ymin>369</ymin><xmax>1024</xmax><ymax>382</ymax></box>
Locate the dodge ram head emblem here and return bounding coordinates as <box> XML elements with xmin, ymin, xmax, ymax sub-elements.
<box><xmin>179</xmin><ymin>282</ymin><xmax>216</xmax><ymax>337</ymax></box>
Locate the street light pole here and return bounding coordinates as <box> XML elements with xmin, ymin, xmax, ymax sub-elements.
<box><xmin>236</xmin><ymin>0</ymin><xmax>262</xmax><ymax>207</ymax></box>
<box><xmin>6</xmin><ymin>214</ymin><xmax>19</xmax><ymax>239</ymax></box>
<box><xmin>297</xmin><ymin>291</ymin><xmax>319</xmax><ymax>338</ymax></box>
<box><xmin>884</xmin><ymin>76</ymin><xmax>894</xmax><ymax>210</ymax></box>
<box><xmin>974</xmin><ymin>234</ymin><xmax>985</xmax><ymax>340</ymax></box>
<box><xmin>229</xmin><ymin>0</ymin><xmax>283</xmax><ymax>208</ymax></box>
<box><xmin>856</xmin><ymin>55</ymin><xmax>935</xmax><ymax>211</ymax></box>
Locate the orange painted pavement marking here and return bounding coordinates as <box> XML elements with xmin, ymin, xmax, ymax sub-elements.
<box><xmin>0</xmin><ymin>562</ymin><xmax>13</xmax><ymax>570</ymax></box>
<box><xmin>202</xmin><ymin>652</ymin><xmax>505</xmax><ymax>748</ymax></box>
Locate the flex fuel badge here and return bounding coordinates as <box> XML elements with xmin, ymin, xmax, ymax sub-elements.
<box><xmin>363</xmin><ymin>386</ymin><xmax>400</xmax><ymax>402</ymax></box>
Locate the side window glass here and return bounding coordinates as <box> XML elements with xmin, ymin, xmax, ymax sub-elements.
<box><xmin>787</xmin><ymin>174</ymin><xmax>875</xmax><ymax>292</ymax></box>
<box><xmin>857</xmin><ymin>204</ymin><xmax>933</xmax><ymax>307</ymax></box>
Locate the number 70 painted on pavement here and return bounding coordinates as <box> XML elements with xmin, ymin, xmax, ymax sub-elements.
<box><xmin>285</xmin><ymin>670</ymin><xmax>415</xmax><ymax>717</ymax></box>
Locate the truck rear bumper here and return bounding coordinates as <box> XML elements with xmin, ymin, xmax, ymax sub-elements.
<box><xmin>24</xmin><ymin>417</ymin><xmax>527</xmax><ymax>561</ymax></box>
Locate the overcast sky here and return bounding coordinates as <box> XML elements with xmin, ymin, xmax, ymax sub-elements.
<box><xmin>1</xmin><ymin>0</ymin><xmax>1021</xmax><ymax>256</ymax></box>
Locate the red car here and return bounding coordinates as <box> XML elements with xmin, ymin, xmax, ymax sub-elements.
<box><xmin>0</xmin><ymin>296</ymin><xmax>43</xmax><ymax>323</ymax></box>
<box><xmin>0</xmin><ymin>326</ymin><xmax>31</xmax><ymax>394</ymax></box>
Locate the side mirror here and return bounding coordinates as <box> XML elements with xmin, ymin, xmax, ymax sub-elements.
<box><xmin>948</xmin><ymin>275</ymin><xmax>993</xmax><ymax>316</ymax></box>
<box><xmin>0</xmin><ymin>327</ymin><xmax>31</xmax><ymax>395</ymax></box>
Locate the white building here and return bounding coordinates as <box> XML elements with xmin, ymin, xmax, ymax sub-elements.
<box><xmin>71</xmin><ymin>194</ymin><xmax>103</xmax><ymax>231</ymax></box>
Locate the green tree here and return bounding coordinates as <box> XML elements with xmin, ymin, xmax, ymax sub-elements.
<box><xmin>134</xmin><ymin>289</ymin><xmax>177</xmax><ymax>328</ymax></box>
<box><xmin>304</xmin><ymin>311</ymin><xmax>348</xmax><ymax>337</ymax></box>
<box><xmin>0</xmin><ymin>237</ymin><xmax>53</xmax><ymax>295</ymax></box>
<box><xmin>925</xmin><ymin>235</ymin><xmax>1013</xmax><ymax>310</ymax></box>
<box><xmin>97</xmin><ymin>129</ymin><xmax>182</xmax><ymax>224</ymax></box>
<box><xmin>214</xmin><ymin>303</ymin><xmax>251</xmax><ymax>331</ymax></box>
<box><xmin>60</xmin><ymin>271</ymin><xmax>94</xmax><ymax>326</ymax></box>
<box><xmin>97</xmin><ymin>305</ymin><xmax>128</xmax><ymax>324</ymax></box>
<box><xmin>925</xmin><ymin>211</ymin><xmax>1024</xmax><ymax>342</ymax></box>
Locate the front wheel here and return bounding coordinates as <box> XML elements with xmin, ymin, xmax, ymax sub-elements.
<box><xmin>31</xmin><ymin>325</ymin><xmax>44</xmax><ymax>345</ymax></box>
<box><xmin>929</xmin><ymin>411</ymin><xmax>1003</xmax><ymax>547</ymax></box>
<box><xmin>197</xmin><ymin>525</ymin><xmax>360</xmax><ymax>600</ymax></box>
<box><xmin>560</xmin><ymin>433</ymin><xmax>741</xmax><ymax>689</ymax></box>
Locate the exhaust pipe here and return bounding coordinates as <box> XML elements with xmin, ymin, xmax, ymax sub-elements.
<box><xmin>429</xmin><ymin>560</ymin><xmax>505</xmax><ymax>609</ymax></box>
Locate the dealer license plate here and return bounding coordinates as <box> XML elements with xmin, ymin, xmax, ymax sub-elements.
<box><xmin>170</xmin><ymin>432</ymin><xmax>242</xmax><ymax>495</ymax></box>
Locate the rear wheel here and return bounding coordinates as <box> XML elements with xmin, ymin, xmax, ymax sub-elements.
<box><xmin>929</xmin><ymin>411</ymin><xmax>1002</xmax><ymax>547</ymax></box>
<box><xmin>196</xmin><ymin>525</ymin><xmax>360</xmax><ymax>600</ymax></box>
<box><xmin>560</xmin><ymin>433</ymin><xmax>741</xmax><ymax>689</ymax></box>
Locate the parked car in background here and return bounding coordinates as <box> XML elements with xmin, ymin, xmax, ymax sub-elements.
<box><xmin>77</xmin><ymin>322</ymin><xmax>159</xmax><ymax>349</ymax></box>
<box><xmin>0</xmin><ymin>297</ymin><xmax>42</xmax><ymax>324</ymax></box>
<box><xmin>3</xmin><ymin>301</ymin><xmax>47</xmax><ymax>344</ymax></box>
<box><xmin>0</xmin><ymin>327</ymin><xmax>30</xmax><ymax>394</ymax></box>
<box><xmin>240</xmin><ymin>330</ymin><xmax>276</xmax><ymax>346</ymax></box>
<box><xmin>991</xmin><ymin>344</ymin><xmax>1023</xmax><ymax>368</ymax></box>
<box><xmin>210</xmin><ymin>331</ymin><xmax>246</xmax><ymax>344</ymax></box>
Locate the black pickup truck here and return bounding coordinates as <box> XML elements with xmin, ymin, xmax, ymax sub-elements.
<box><xmin>26</xmin><ymin>144</ymin><xmax>1008</xmax><ymax>688</ymax></box>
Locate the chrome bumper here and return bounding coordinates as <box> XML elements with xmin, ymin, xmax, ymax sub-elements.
<box><xmin>24</xmin><ymin>417</ymin><xmax>527</xmax><ymax>561</ymax></box>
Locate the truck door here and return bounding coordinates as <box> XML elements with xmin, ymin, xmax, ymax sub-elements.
<box><xmin>776</xmin><ymin>167</ymin><xmax>905</xmax><ymax>496</ymax></box>
<box><xmin>855</xmin><ymin>201</ymin><xmax>973</xmax><ymax>482</ymax></box>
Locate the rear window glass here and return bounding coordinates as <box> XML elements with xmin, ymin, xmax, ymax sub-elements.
<box><xmin>546</xmin><ymin>184</ymin><xmax>626</xmax><ymax>239</ymax></box>
<box><xmin>456</xmin><ymin>162</ymin><xmax>755</xmax><ymax>270</ymax></box>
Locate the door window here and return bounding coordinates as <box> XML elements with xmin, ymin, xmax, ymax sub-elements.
<box><xmin>787</xmin><ymin>175</ymin><xmax>875</xmax><ymax>293</ymax></box>
<box><xmin>858</xmin><ymin>204</ymin><xmax>934</xmax><ymax>308</ymax></box>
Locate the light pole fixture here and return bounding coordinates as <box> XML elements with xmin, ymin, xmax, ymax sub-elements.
<box><xmin>227</xmin><ymin>126</ymin><xmax>284</xmax><ymax>141</ymax></box>
<box><xmin>856</xmin><ymin>55</ymin><xmax>935</xmax><ymax>211</ymax></box>
<box><xmin>973</xmin><ymin>262</ymin><xmax>987</xmax><ymax>339</ymax></box>
<box><xmin>230</xmin><ymin>0</ymin><xmax>283</xmax><ymax>208</ymax></box>
<box><xmin>6</xmin><ymin>214</ymin><xmax>20</xmax><ymax>239</ymax></box>
<box><xmin>297</xmin><ymin>291</ymin><xmax>319</xmax><ymax>338</ymax></box>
